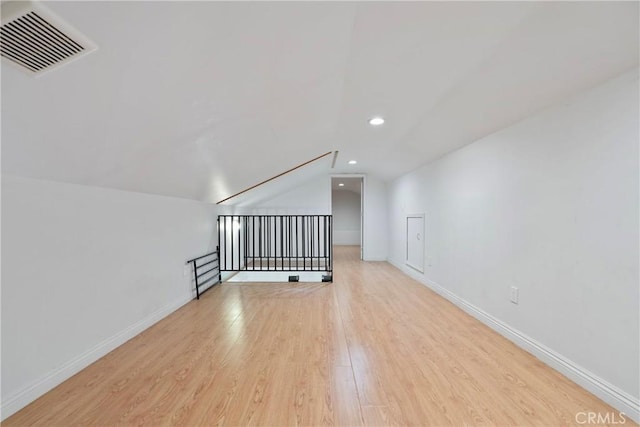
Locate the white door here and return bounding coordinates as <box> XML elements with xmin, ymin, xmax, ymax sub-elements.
<box><xmin>406</xmin><ymin>215</ymin><xmax>424</xmax><ymax>272</ymax></box>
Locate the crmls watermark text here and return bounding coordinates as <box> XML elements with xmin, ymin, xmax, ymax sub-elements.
<box><xmin>575</xmin><ymin>412</ymin><xmax>626</xmax><ymax>424</ymax></box>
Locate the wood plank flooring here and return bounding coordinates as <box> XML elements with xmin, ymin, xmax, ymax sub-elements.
<box><xmin>5</xmin><ymin>246</ymin><xmax>632</xmax><ymax>426</ymax></box>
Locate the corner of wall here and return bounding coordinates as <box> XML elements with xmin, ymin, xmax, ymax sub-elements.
<box><xmin>1</xmin><ymin>294</ymin><xmax>192</xmax><ymax>420</ymax></box>
<box><xmin>387</xmin><ymin>259</ymin><xmax>640</xmax><ymax>422</ymax></box>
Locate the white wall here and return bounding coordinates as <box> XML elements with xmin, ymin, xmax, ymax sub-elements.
<box><xmin>247</xmin><ymin>174</ymin><xmax>330</xmax><ymax>215</ymax></box>
<box><xmin>1</xmin><ymin>175</ymin><xmax>217</xmax><ymax>419</ymax></box>
<box><xmin>332</xmin><ymin>190</ymin><xmax>361</xmax><ymax>245</ymax></box>
<box><xmin>387</xmin><ymin>69</ymin><xmax>639</xmax><ymax>419</ymax></box>
<box><xmin>363</xmin><ymin>175</ymin><xmax>388</xmax><ymax>261</ymax></box>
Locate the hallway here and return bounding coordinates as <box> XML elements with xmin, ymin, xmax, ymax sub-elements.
<box><xmin>5</xmin><ymin>246</ymin><xmax>625</xmax><ymax>426</ymax></box>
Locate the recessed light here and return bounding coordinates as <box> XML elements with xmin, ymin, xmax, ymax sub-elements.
<box><xmin>369</xmin><ymin>117</ymin><xmax>385</xmax><ymax>126</ymax></box>
<box><xmin>348</xmin><ymin>160</ymin><xmax>357</xmax><ymax>165</ymax></box>
<box><xmin>338</xmin><ymin>183</ymin><xmax>345</xmax><ymax>187</ymax></box>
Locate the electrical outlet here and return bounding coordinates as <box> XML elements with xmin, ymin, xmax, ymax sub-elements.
<box><xmin>510</xmin><ymin>286</ymin><xmax>519</xmax><ymax>304</ymax></box>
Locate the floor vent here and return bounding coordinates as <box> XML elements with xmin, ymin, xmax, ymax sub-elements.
<box><xmin>1</xmin><ymin>1</ymin><xmax>97</xmax><ymax>76</ymax></box>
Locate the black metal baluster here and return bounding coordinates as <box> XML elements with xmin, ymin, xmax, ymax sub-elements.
<box><xmin>278</xmin><ymin>216</ymin><xmax>281</xmax><ymax>269</ymax></box>
<box><xmin>217</xmin><ymin>217</ymin><xmax>221</xmax><ymax>272</ymax></box>
<box><xmin>316</xmin><ymin>216</ymin><xmax>322</xmax><ymax>270</ymax></box>
<box><xmin>323</xmin><ymin>216</ymin><xmax>327</xmax><ymax>271</ymax></box>
<box><xmin>217</xmin><ymin>246</ymin><xmax>221</xmax><ymax>283</ymax></box>
<box><xmin>192</xmin><ymin>260</ymin><xmax>199</xmax><ymax>299</ymax></box>
<box><xmin>243</xmin><ymin>216</ymin><xmax>247</xmax><ymax>270</ymax></box>
<box><xmin>230</xmin><ymin>216</ymin><xmax>234</xmax><ymax>271</ymax></box>
<box><xmin>288</xmin><ymin>216</ymin><xmax>292</xmax><ymax>271</ymax></box>
<box><xmin>272</xmin><ymin>216</ymin><xmax>276</xmax><ymax>271</ymax></box>
<box><xmin>259</xmin><ymin>216</ymin><xmax>263</xmax><ymax>270</ymax></box>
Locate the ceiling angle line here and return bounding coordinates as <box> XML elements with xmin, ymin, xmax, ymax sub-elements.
<box><xmin>331</xmin><ymin>150</ymin><xmax>339</xmax><ymax>168</ymax></box>
<box><xmin>216</xmin><ymin>151</ymin><xmax>333</xmax><ymax>205</ymax></box>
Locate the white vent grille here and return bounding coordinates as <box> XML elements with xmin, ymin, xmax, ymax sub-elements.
<box><xmin>1</xmin><ymin>1</ymin><xmax>96</xmax><ymax>76</ymax></box>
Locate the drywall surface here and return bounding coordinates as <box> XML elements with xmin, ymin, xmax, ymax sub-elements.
<box><xmin>246</xmin><ymin>174</ymin><xmax>330</xmax><ymax>215</ymax></box>
<box><xmin>388</xmin><ymin>69</ymin><xmax>639</xmax><ymax>416</ymax></box>
<box><xmin>332</xmin><ymin>190</ymin><xmax>361</xmax><ymax>245</ymax></box>
<box><xmin>1</xmin><ymin>175</ymin><xmax>217</xmax><ymax>418</ymax></box>
<box><xmin>363</xmin><ymin>175</ymin><xmax>388</xmax><ymax>261</ymax></box>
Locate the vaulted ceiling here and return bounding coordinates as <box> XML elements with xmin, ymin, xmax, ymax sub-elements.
<box><xmin>2</xmin><ymin>1</ymin><xmax>638</xmax><ymax>204</ymax></box>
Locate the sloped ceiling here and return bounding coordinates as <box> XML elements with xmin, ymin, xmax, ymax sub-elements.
<box><xmin>219</xmin><ymin>154</ymin><xmax>332</xmax><ymax>208</ymax></box>
<box><xmin>2</xmin><ymin>1</ymin><xmax>638</xmax><ymax>204</ymax></box>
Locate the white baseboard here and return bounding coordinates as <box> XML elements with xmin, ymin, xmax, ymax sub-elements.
<box><xmin>388</xmin><ymin>259</ymin><xmax>640</xmax><ymax>423</ymax></box>
<box><xmin>1</xmin><ymin>294</ymin><xmax>193</xmax><ymax>421</ymax></box>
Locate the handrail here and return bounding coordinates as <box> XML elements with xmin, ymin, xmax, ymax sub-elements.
<box><xmin>186</xmin><ymin>251</ymin><xmax>218</xmax><ymax>264</ymax></box>
<box><xmin>216</xmin><ymin>151</ymin><xmax>332</xmax><ymax>205</ymax></box>
<box><xmin>186</xmin><ymin>247</ymin><xmax>221</xmax><ymax>299</ymax></box>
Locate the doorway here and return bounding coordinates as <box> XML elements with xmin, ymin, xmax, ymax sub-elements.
<box><xmin>331</xmin><ymin>176</ymin><xmax>364</xmax><ymax>260</ymax></box>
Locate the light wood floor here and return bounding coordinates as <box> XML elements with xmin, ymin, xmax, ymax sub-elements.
<box><xmin>5</xmin><ymin>246</ymin><xmax>632</xmax><ymax>426</ymax></box>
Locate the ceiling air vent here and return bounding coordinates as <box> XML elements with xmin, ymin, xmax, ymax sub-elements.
<box><xmin>1</xmin><ymin>1</ymin><xmax>97</xmax><ymax>76</ymax></box>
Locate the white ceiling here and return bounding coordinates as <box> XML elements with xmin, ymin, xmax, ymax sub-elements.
<box><xmin>2</xmin><ymin>1</ymin><xmax>638</xmax><ymax>204</ymax></box>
